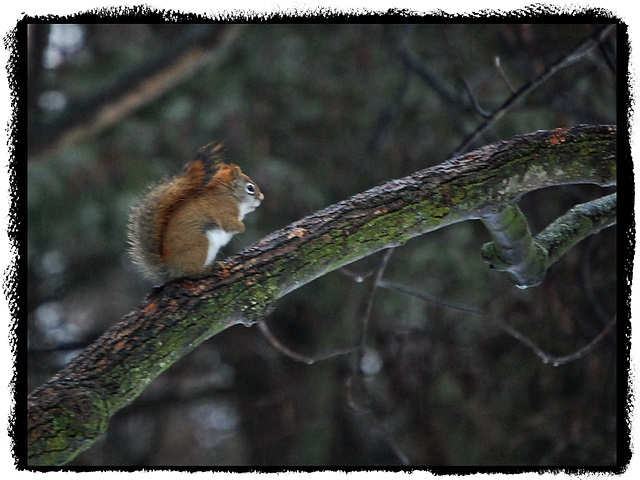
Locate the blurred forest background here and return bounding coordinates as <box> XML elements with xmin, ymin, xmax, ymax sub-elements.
<box><xmin>25</xmin><ymin>21</ymin><xmax>620</xmax><ymax>467</ymax></box>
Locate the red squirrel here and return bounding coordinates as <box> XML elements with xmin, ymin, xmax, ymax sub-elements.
<box><xmin>128</xmin><ymin>143</ymin><xmax>264</xmax><ymax>282</ymax></box>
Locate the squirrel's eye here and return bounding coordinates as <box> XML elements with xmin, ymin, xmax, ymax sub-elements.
<box><xmin>246</xmin><ymin>183</ymin><xmax>255</xmax><ymax>195</ymax></box>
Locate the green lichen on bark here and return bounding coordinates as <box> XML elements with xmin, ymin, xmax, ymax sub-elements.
<box><xmin>28</xmin><ymin>384</ymin><xmax>110</xmax><ymax>465</ymax></box>
<box><xmin>480</xmin><ymin>204</ymin><xmax>549</xmax><ymax>287</ymax></box>
<box><xmin>537</xmin><ymin>192</ymin><xmax>617</xmax><ymax>267</ymax></box>
<box><xmin>480</xmin><ymin>193</ymin><xmax>617</xmax><ymax>288</ymax></box>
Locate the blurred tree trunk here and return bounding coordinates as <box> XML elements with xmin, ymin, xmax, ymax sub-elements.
<box><xmin>27</xmin><ymin>124</ymin><xmax>617</xmax><ymax>466</ymax></box>
<box><xmin>28</xmin><ymin>24</ymin><xmax>246</xmax><ymax>162</ymax></box>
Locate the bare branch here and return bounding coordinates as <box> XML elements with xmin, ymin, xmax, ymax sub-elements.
<box><xmin>481</xmin><ymin>193</ymin><xmax>616</xmax><ymax>288</ymax></box>
<box><xmin>481</xmin><ymin>204</ymin><xmax>548</xmax><ymax>287</ymax></box>
<box><xmin>258</xmin><ymin>321</ymin><xmax>358</xmax><ymax>365</ymax></box>
<box><xmin>537</xmin><ymin>193</ymin><xmax>617</xmax><ymax>267</ymax></box>
<box><xmin>358</xmin><ymin>248</ymin><xmax>395</xmax><ymax>351</ymax></box>
<box><xmin>450</xmin><ymin>24</ymin><xmax>616</xmax><ymax>157</ymax></box>
<box><xmin>377</xmin><ymin>279</ymin><xmax>616</xmax><ymax>367</ymax></box>
<box><xmin>398</xmin><ymin>28</ymin><xmax>467</xmax><ymax>110</ymax></box>
<box><xmin>441</xmin><ymin>27</ymin><xmax>492</xmax><ymax>119</ymax></box>
<box><xmin>494</xmin><ymin>56</ymin><xmax>516</xmax><ymax>93</ymax></box>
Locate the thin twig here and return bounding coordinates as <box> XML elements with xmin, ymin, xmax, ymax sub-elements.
<box><xmin>398</xmin><ymin>28</ymin><xmax>467</xmax><ymax>110</ymax></box>
<box><xmin>344</xmin><ymin>376</ymin><xmax>370</xmax><ymax>414</ymax></box>
<box><xmin>345</xmin><ymin>376</ymin><xmax>411</xmax><ymax>464</ymax></box>
<box><xmin>368</xmin><ymin>62</ymin><xmax>410</xmax><ymax>152</ymax></box>
<box><xmin>494</xmin><ymin>56</ymin><xmax>516</xmax><ymax>93</ymax></box>
<box><xmin>450</xmin><ymin>24</ymin><xmax>616</xmax><ymax>157</ymax></box>
<box><xmin>598</xmin><ymin>38</ymin><xmax>617</xmax><ymax>75</ymax></box>
<box><xmin>441</xmin><ymin>27</ymin><xmax>491</xmax><ymax>119</ymax></box>
<box><xmin>344</xmin><ymin>248</ymin><xmax>411</xmax><ymax>464</ymax></box>
<box><xmin>378</xmin><ymin>279</ymin><xmax>615</xmax><ymax>366</ymax></box>
<box><xmin>258</xmin><ymin>321</ymin><xmax>358</xmax><ymax>365</ymax></box>
<box><xmin>258</xmin><ymin>249</ymin><xmax>397</xmax><ymax>366</ymax></box>
<box><xmin>376</xmin><ymin>420</ymin><xmax>411</xmax><ymax>466</ymax></box>
<box><xmin>544</xmin><ymin>315</ymin><xmax>616</xmax><ymax>366</ymax></box>
<box><xmin>358</xmin><ymin>248</ymin><xmax>396</xmax><ymax>351</ymax></box>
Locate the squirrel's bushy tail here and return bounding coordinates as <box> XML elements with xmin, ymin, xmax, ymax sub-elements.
<box><xmin>127</xmin><ymin>184</ymin><xmax>171</xmax><ymax>283</ymax></box>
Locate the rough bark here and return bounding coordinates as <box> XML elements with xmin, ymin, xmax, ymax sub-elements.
<box><xmin>27</xmin><ymin>124</ymin><xmax>617</xmax><ymax>466</ymax></box>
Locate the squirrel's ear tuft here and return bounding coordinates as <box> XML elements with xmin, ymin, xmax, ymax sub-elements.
<box><xmin>195</xmin><ymin>142</ymin><xmax>225</xmax><ymax>164</ymax></box>
<box><xmin>194</xmin><ymin>142</ymin><xmax>227</xmax><ymax>179</ymax></box>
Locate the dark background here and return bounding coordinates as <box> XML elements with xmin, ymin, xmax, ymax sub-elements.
<box><xmin>25</xmin><ymin>21</ymin><xmax>620</xmax><ymax>467</ymax></box>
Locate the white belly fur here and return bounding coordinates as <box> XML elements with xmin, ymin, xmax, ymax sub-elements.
<box><xmin>204</xmin><ymin>229</ymin><xmax>234</xmax><ymax>266</ymax></box>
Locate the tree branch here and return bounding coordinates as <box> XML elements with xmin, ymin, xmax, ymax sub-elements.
<box><xmin>27</xmin><ymin>124</ymin><xmax>617</xmax><ymax>466</ymax></box>
<box><xmin>481</xmin><ymin>193</ymin><xmax>616</xmax><ymax>288</ymax></box>
<box><xmin>537</xmin><ymin>193</ymin><xmax>617</xmax><ymax>267</ymax></box>
<box><xmin>480</xmin><ymin>204</ymin><xmax>548</xmax><ymax>287</ymax></box>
